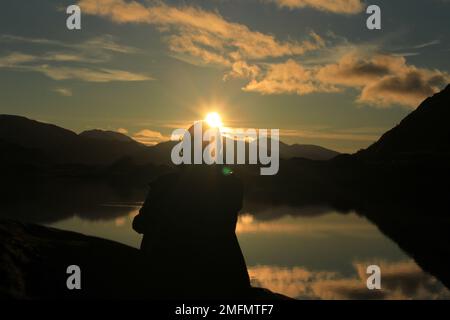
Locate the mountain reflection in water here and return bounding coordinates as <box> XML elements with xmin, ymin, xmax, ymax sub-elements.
<box><xmin>43</xmin><ymin>201</ymin><xmax>450</xmax><ymax>300</ymax></box>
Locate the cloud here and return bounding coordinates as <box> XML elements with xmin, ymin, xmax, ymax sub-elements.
<box><xmin>79</xmin><ymin>35</ymin><xmax>140</xmax><ymax>54</ymax></box>
<box><xmin>223</xmin><ymin>61</ymin><xmax>261</xmax><ymax>80</ymax></box>
<box><xmin>76</xmin><ymin>1</ymin><xmax>448</xmax><ymax>108</ymax></box>
<box><xmin>412</xmin><ymin>40</ymin><xmax>441</xmax><ymax>49</ymax></box>
<box><xmin>0</xmin><ymin>34</ymin><xmax>140</xmax><ymax>63</ymax></box>
<box><xmin>269</xmin><ymin>0</ymin><xmax>364</xmax><ymax>14</ymax></box>
<box><xmin>132</xmin><ymin>129</ymin><xmax>167</xmax><ymax>145</ymax></box>
<box><xmin>0</xmin><ymin>52</ymin><xmax>37</xmax><ymax>67</ymax></box>
<box><xmin>117</xmin><ymin>128</ymin><xmax>128</xmax><ymax>134</ymax></box>
<box><xmin>358</xmin><ymin>70</ymin><xmax>449</xmax><ymax>107</ymax></box>
<box><xmin>78</xmin><ymin>0</ymin><xmax>325</xmax><ymax>66</ymax></box>
<box><xmin>32</xmin><ymin>65</ymin><xmax>151</xmax><ymax>82</ymax></box>
<box><xmin>53</xmin><ymin>87</ymin><xmax>73</xmax><ymax>97</ymax></box>
<box><xmin>0</xmin><ymin>35</ymin><xmax>152</xmax><ymax>82</ymax></box>
<box><xmin>0</xmin><ymin>34</ymin><xmax>63</xmax><ymax>46</ymax></box>
<box><xmin>316</xmin><ymin>53</ymin><xmax>397</xmax><ymax>87</ymax></box>
<box><xmin>168</xmin><ymin>32</ymin><xmax>232</xmax><ymax>66</ymax></box>
<box><xmin>243</xmin><ymin>51</ymin><xmax>449</xmax><ymax>108</ymax></box>
<box><xmin>78</xmin><ymin>0</ymin><xmax>153</xmax><ymax>24</ymax></box>
<box><xmin>316</xmin><ymin>52</ymin><xmax>450</xmax><ymax>107</ymax></box>
<box><xmin>243</xmin><ymin>59</ymin><xmax>337</xmax><ymax>95</ymax></box>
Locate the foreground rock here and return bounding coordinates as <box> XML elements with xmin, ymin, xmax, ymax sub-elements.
<box><xmin>0</xmin><ymin>219</ymin><xmax>288</xmax><ymax>300</ymax></box>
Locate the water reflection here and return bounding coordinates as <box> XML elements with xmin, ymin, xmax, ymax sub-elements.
<box><xmin>249</xmin><ymin>261</ymin><xmax>450</xmax><ymax>300</ymax></box>
<box><xmin>1</xmin><ymin>182</ymin><xmax>449</xmax><ymax>299</ymax></box>
<box><xmin>45</xmin><ymin>204</ymin><xmax>450</xmax><ymax>300</ymax></box>
<box><xmin>49</xmin><ymin>203</ymin><xmax>143</xmax><ymax>248</ymax></box>
<box><xmin>235</xmin><ymin>211</ymin><xmax>449</xmax><ymax>299</ymax></box>
<box><xmin>236</xmin><ymin>212</ymin><xmax>376</xmax><ymax>236</ymax></box>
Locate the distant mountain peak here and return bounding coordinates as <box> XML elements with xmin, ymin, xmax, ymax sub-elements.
<box><xmin>0</xmin><ymin>114</ymin><xmax>78</xmax><ymax>148</ymax></box>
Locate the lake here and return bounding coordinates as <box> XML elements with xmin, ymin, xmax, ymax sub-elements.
<box><xmin>47</xmin><ymin>201</ymin><xmax>450</xmax><ymax>300</ymax></box>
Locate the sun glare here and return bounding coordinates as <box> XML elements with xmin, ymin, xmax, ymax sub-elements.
<box><xmin>205</xmin><ymin>112</ymin><xmax>223</xmax><ymax>128</ymax></box>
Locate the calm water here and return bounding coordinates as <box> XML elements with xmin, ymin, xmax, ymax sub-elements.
<box><xmin>47</xmin><ymin>202</ymin><xmax>450</xmax><ymax>300</ymax></box>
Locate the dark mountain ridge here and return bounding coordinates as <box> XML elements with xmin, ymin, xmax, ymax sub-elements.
<box><xmin>0</xmin><ymin>115</ymin><xmax>149</xmax><ymax>165</ymax></box>
<box><xmin>0</xmin><ymin>114</ymin><xmax>340</xmax><ymax>167</ymax></box>
<box><xmin>79</xmin><ymin>129</ymin><xmax>136</xmax><ymax>143</ymax></box>
<box><xmin>356</xmin><ymin>84</ymin><xmax>450</xmax><ymax>161</ymax></box>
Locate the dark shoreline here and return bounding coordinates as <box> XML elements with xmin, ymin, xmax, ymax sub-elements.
<box><xmin>0</xmin><ymin>219</ymin><xmax>290</xmax><ymax>300</ymax></box>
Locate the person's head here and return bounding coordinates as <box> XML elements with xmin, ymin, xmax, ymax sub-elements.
<box><xmin>187</xmin><ymin>120</ymin><xmax>212</xmax><ymax>152</ymax></box>
<box><xmin>183</xmin><ymin>120</ymin><xmax>222</xmax><ymax>167</ymax></box>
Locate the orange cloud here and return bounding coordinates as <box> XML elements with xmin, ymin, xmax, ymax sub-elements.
<box><xmin>117</xmin><ymin>128</ymin><xmax>128</xmax><ymax>134</ymax></box>
<box><xmin>316</xmin><ymin>52</ymin><xmax>450</xmax><ymax>108</ymax></box>
<box><xmin>77</xmin><ymin>1</ymin><xmax>449</xmax><ymax>108</ymax></box>
<box><xmin>316</xmin><ymin>53</ymin><xmax>398</xmax><ymax>87</ymax></box>
<box><xmin>244</xmin><ymin>52</ymin><xmax>449</xmax><ymax>108</ymax></box>
<box><xmin>78</xmin><ymin>0</ymin><xmax>325</xmax><ymax>65</ymax></box>
<box><xmin>271</xmin><ymin>0</ymin><xmax>364</xmax><ymax>14</ymax></box>
<box><xmin>132</xmin><ymin>129</ymin><xmax>167</xmax><ymax>146</ymax></box>
<box><xmin>223</xmin><ymin>61</ymin><xmax>261</xmax><ymax>80</ymax></box>
<box><xmin>243</xmin><ymin>59</ymin><xmax>336</xmax><ymax>95</ymax></box>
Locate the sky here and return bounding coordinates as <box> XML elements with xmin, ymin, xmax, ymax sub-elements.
<box><xmin>0</xmin><ymin>0</ymin><xmax>449</xmax><ymax>153</ymax></box>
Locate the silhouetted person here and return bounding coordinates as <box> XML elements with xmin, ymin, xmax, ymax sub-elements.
<box><xmin>132</xmin><ymin>121</ymin><xmax>250</xmax><ymax>298</ymax></box>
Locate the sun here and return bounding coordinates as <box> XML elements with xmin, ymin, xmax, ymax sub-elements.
<box><xmin>205</xmin><ymin>112</ymin><xmax>223</xmax><ymax>128</ymax></box>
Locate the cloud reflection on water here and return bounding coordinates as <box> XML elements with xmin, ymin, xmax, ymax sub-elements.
<box><xmin>249</xmin><ymin>260</ymin><xmax>450</xmax><ymax>300</ymax></box>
